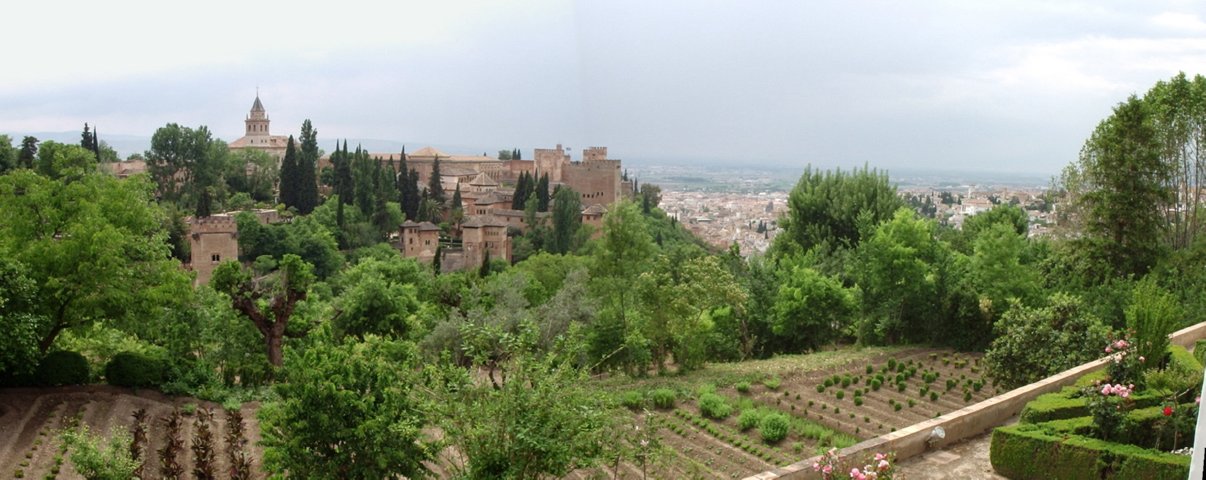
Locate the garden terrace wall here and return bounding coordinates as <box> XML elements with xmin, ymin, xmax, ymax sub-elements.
<box><xmin>743</xmin><ymin>320</ymin><xmax>1206</xmax><ymax>480</ymax></box>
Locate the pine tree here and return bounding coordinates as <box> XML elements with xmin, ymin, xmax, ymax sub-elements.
<box><xmin>279</xmin><ymin>136</ymin><xmax>298</xmax><ymax>209</ymax></box>
<box><xmin>428</xmin><ymin>156</ymin><xmax>445</xmax><ymax>205</ymax></box>
<box><xmin>297</xmin><ymin>120</ymin><xmax>320</xmax><ymax>214</ymax></box>
<box><xmin>536</xmin><ymin>173</ymin><xmax>550</xmax><ymax>212</ymax></box>
<box><xmin>18</xmin><ymin>136</ymin><xmax>37</xmax><ymax>168</ymax></box>
<box><xmin>80</xmin><ymin>123</ymin><xmax>96</xmax><ymax>159</ymax></box>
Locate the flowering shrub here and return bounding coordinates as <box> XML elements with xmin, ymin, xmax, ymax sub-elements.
<box><xmin>1104</xmin><ymin>333</ymin><xmax>1145</xmax><ymax>387</ymax></box>
<box><xmin>1085</xmin><ymin>382</ymin><xmax>1133</xmax><ymax>441</ymax></box>
<box><xmin>813</xmin><ymin>449</ymin><xmax>895</xmax><ymax>479</ymax></box>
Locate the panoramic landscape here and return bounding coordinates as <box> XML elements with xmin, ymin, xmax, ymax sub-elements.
<box><xmin>4</xmin><ymin>2</ymin><xmax>1206</xmax><ymax>480</ymax></box>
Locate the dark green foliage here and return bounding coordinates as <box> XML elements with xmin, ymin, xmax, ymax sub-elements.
<box><xmin>549</xmin><ymin>187</ymin><xmax>583</xmax><ymax>254</ymax></box>
<box><xmin>990</xmin><ymin>424</ymin><xmax>1188</xmax><ymax>479</ymax></box>
<box><xmin>773</xmin><ymin>164</ymin><xmax>904</xmax><ymax>256</ymax></box>
<box><xmin>536</xmin><ymin>173</ymin><xmax>550</xmax><ymax>211</ymax></box>
<box><xmin>984</xmin><ymin>293</ymin><xmax>1111</xmax><ymax>389</ymax></box>
<box><xmin>427</xmin><ymin>155</ymin><xmax>445</xmax><ymax>205</ymax></box>
<box><xmin>260</xmin><ymin>336</ymin><xmax>434</xmax><ymax>479</ymax></box>
<box><xmin>278</xmin><ymin>136</ymin><xmax>299</xmax><ymax>210</ymax></box>
<box><xmin>18</xmin><ymin>136</ymin><xmax>37</xmax><ymax>168</ymax></box>
<box><xmin>295</xmin><ymin>120</ymin><xmax>319</xmax><ymax>214</ymax></box>
<box><xmin>36</xmin><ymin>351</ymin><xmax>89</xmax><ymax>386</ymax></box>
<box><xmin>104</xmin><ymin>352</ymin><xmax>167</xmax><ymax>388</ymax></box>
<box><xmin>1066</xmin><ymin>96</ymin><xmax>1170</xmax><ymax>278</ymax></box>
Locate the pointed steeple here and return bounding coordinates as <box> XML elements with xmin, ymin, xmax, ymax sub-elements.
<box><xmin>245</xmin><ymin>91</ymin><xmax>270</xmax><ymax>138</ymax></box>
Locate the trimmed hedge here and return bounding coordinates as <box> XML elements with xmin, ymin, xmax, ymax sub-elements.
<box><xmin>35</xmin><ymin>351</ymin><xmax>89</xmax><ymax>386</ymax></box>
<box><xmin>1167</xmin><ymin>344</ymin><xmax>1201</xmax><ymax>372</ymax></box>
<box><xmin>991</xmin><ymin>424</ymin><xmax>1188</xmax><ymax>480</ymax></box>
<box><xmin>1193</xmin><ymin>339</ymin><xmax>1206</xmax><ymax>367</ymax></box>
<box><xmin>104</xmin><ymin>351</ymin><xmax>168</xmax><ymax>389</ymax></box>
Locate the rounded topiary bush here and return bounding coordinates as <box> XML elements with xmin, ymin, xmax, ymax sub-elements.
<box><xmin>35</xmin><ymin>351</ymin><xmax>89</xmax><ymax>386</ymax></box>
<box><xmin>759</xmin><ymin>413</ymin><xmax>790</xmax><ymax>443</ymax></box>
<box><xmin>698</xmin><ymin>393</ymin><xmax>733</xmax><ymax>419</ymax></box>
<box><xmin>650</xmin><ymin>388</ymin><xmax>676</xmax><ymax>409</ymax></box>
<box><xmin>104</xmin><ymin>351</ymin><xmax>168</xmax><ymax>389</ymax></box>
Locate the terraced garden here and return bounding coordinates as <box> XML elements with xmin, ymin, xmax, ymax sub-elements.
<box><xmin>0</xmin><ymin>347</ymin><xmax>995</xmax><ymax>479</ymax></box>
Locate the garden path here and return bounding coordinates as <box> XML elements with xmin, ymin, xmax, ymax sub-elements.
<box><xmin>893</xmin><ymin>417</ymin><xmax>1014</xmax><ymax>479</ymax></box>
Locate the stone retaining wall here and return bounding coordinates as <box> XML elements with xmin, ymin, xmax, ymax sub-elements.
<box><xmin>744</xmin><ymin>320</ymin><xmax>1206</xmax><ymax>480</ymax></box>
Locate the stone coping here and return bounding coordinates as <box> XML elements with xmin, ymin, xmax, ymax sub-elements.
<box><xmin>743</xmin><ymin>320</ymin><xmax>1206</xmax><ymax>480</ymax></box>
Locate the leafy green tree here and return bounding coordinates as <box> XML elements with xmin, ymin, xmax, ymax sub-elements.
<box><xmin>260</xmin><ymin>335</ymin><xmax>435</xmax><ymax>480</ymax></box>
<box><xmin>296</xmin><ymin>119</ymin><xmax>320</xmax><ymax>214</ymax></box>
<box><xmin>224</xmin><ymin>148</ymin><xmax>279</xmax><ymax>203</ymax></box>
<box><xmin>210</xmin><ymin>254</ymin><xmax>315</xmax><ymax>367</ymax></box>
<box><xmin>590</xmin><ymin>201</ymin><xmax>655</xmax><ymax>374</ymax></box>
<box><xmin>641</xmin><ymin>252</ymin><xmax>747</xmax><ymax>371</ymax></box>
<box><xmin>34</xmin><ymin>141</ymin><xmax>99</xmax><ymax>180</ymax></box>
<box><xmin>1144</xmin><ymin>73</ymin><xmax>1206</xmax><ymax>250</ymax></box>
<box><xmin>639</xmin><ymin>183</ymin><xmax>662</xmax><ymax>214</ymax></box>
<box><xmin>983</xmin><ymin>293</ymin><xmax>1111</xmax><ymax>389</ymax></box>
<box><xmin>849</xmin><ymin>208</ymin><xmax>946</xmax><ymax>344</ymax></box>
<box><xmin>0</xmin><ymin>258</ymin><xmax>42</xmax><ymax>378</ymax></box>
<box><xmin>0</xmin><ymin>170</ymin><xmax>190</xmax><ymax>352</ymax></box>
<box><xmin>436</xmin><ymin>329</ymin><xmax>617</xmax><ymax>479</ymax></box>
<box><xmin>773</xmin><ymin>165</ymin><xmax>904</xmax><ymax>257</ymax></box>
<box><xmin>332</xmin><ymin>257</ymin><xmax>426</xmax><ymax>341</ymax></box>
<box><xmin>1064</xmin><ymin>95</ymin><xmax>1170</xmax><ymax>278</ymax></box>
<box><xmin>0</xmin><ymin>134</ymin><xmax>17</xmax><ymax>173</ymax></box>
<box><xmin>549</xmin><ymin>186</ymin><xmax>583</xmax><ymax>254</ymax></box>
<box><xmin>968</xmin><ymin>222</ymin><xmax>1041</xmax><ymax>318</ymax></box>
<box><xmin>772</xmin><ymin>259</ymin><xmax>859</xmax><ymax>352</ymax></box>
<box><xmin>145</xmin><ymin>124</ymin><xmax>228</xmax><ymax>214</ymax></box>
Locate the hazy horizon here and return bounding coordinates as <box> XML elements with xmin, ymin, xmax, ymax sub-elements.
<box><xmin>4</xmin><ymin>1</ymin><xmax>1205</xmax><ymax>175</ymax></box>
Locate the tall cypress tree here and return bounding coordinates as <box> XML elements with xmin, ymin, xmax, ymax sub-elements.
<box><xmin>536</xmin><ymin>173</ymin><xmax>550</xmax><ymax>212</ymax></box>
<box><xmin>451</xmin><ymin>183</ymin><xmax>463</xmax><ymax>211</ymax></box>
<box><xmin>280</xmin><ymin>136</ymin><xmax>298</xmax><ymax>209</ymax></box>
<box><xmin>336</xmin><ymin>140</ymin><xmax>353</xmax><ymax>205</ymax></box>
<box><xmin>428</xmin><ymin>156</ymin><xmax>446</xmax><ymax>205</ymax></box>
<box><xmin>297</xmin><ymin>119</ymin><xmax>320</xmax><ymax>214</ymax></box>
<box><xmin>512</xmin><ymin>172</ymin><xmax>529</xmax><ymax>209</ymax></box>
<box><xmin>407</xmin><ymin>167</ymin><xmax>421</xmax><ymax>219</ymax></box>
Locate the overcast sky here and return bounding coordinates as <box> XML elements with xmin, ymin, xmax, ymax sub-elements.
<box><xmin>3</xmin><ymin>1</ymin><xmax>1206</xmax><ymax>174</ymax></box>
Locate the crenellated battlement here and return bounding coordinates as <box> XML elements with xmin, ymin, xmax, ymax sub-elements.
<box><xmin>188</xmin><ymin>215</ymin><xmax>239</xmax><ymax>234</ymax></box>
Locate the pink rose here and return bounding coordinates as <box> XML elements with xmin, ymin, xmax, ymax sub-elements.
<box><xmin>823</xmin><ymin>465</ymin><xmax>832</xmax><ymax>474</ymax></box>
<box><xmin>1101</xmin><ymin>385</ymin><xmax>1110</xmax><ymax>395</ymax></box>
<box><xmin>875</xmin><ymin>453</ymin><xmax>886</xmax><ymax>461</ymax></box>
<box><xmin>879</xmin><ymin>459</ymin><xmax>890</xmax><ymax>470</ymax></box>
<box><xmin>1139</xmin><ymin>356</ymin><xmax>1145</xmax><ymax>362</ymax></box>
<box><xmin>1105</xmin><ymin>346</ymin><xmax>1112</xmax><ymax>353</ymax></box>
<box><xmin>813</xmin><ymin>462</ymin><xmax>820</xmax><ymax>471</ymax></box>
